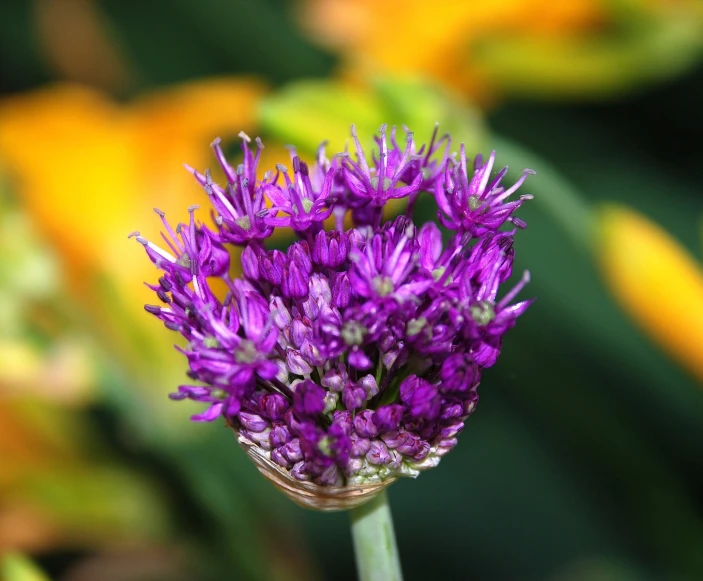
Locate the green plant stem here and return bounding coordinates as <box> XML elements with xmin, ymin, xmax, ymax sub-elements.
<box><xmin>349</xmin><ymin>490</ymin><xmax>403</xmax><ymax>581</ymax></box>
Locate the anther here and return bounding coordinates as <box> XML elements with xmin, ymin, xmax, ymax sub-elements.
<box><xmin>157</xmin><ymin>290</ymin><xmax>171</xmax><ymax>303</ymax></box>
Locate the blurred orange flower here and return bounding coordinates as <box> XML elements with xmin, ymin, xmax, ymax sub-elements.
<box><xmin>0</xmin><ymin>78</ymin><xmax>267</xmax><ymax>375</ymax></box>
<box><xmin>298</xmin><ymin>0</ymin><xmax>703</xmax><ymax>103</ymax></box>
<box><xmin>0</xmin><ymin>78</ymin><xmax>269</xmax><ymax>552</ymax></box>
<box><xmin>597</xmin><ymin>204</ymin><xmax>703</xmax><ymax>384</ymax></box>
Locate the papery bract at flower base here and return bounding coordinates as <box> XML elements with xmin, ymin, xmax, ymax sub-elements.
<box><xmin>136</xmin><ymin>125</ymin><xmax>533</xmax><ymax>509</ymax></box>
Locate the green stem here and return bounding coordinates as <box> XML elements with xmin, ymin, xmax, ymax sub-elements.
<box><xmin>349</xmin><ymin>490</ymin><xmax>403</xmax><ymax>581</ymax></box>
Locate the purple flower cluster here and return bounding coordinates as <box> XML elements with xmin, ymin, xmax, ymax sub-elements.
<box><xmin>135</xmin><ymin>125</ymin><xmax>533</xmax><ymax>487</ymax></box>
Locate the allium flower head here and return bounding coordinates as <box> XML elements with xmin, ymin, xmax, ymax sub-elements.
<box><xmin>135</xmin><ymin>125</ymin><xmax>533</xmax><ymax>509</ymax></box>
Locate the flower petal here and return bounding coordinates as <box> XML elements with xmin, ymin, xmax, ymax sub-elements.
<box><xmin>597</xmin><ymin>204</ymin><xmax>703</xmax><ymax>383</ymax></box>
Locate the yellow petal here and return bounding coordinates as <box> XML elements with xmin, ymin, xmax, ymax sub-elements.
<box><xmin>299</xmin><ymin>0</ymin><xmax>605</xmax><ymax>100</ymax></box>
<box><xmin>300</xmin><ymin>0</ymin><xmax>703</xmax><ymax>102</ymax></box>
<box><xmin>0</xmin><ymin>84</ymin><xmax>136</xmax><ymax>279</ymax></box>
<box><xmin>0</xmin><ymin>78</ymin><xmax>267</xmax><ymax>373</ymax></box>
<box><xmin>0</xmin><ymin>78</ymin><xmax>265</xmax><ymax>290</ymax></box>
<box><xmin>596</xmin><ymin>204</ymin><xmax>703</xmax><ymax>383</ymax></box>
<box><xmin>130</xmin><ymin>77</ymin><xmax>265</xmax><ymax>148</ymax></box>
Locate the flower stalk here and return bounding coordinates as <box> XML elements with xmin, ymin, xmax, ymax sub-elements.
<box><xmin>350</xmin><ymin>490</ymin><xmax>403</xmax><ymax>581</ymax></box>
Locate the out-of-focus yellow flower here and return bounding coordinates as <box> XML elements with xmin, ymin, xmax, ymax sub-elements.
<box><xmin>597</xmin><ymin>204</ymin><xmax>703</xmax><ymax>383</ymax></box>
<box><xmin>0</xmin><ymin>78</ymin><xmax>270</xmax><ymax>553</ymax></box>
<box><xmin>298</xmin><ymin>0</ymin><xmax>703</xmax><ymax>103</ymax></box>
<box><xmin>0</xmin><ymin>78</ymin><xmax>267</xmax><ymax>377</ymax></box>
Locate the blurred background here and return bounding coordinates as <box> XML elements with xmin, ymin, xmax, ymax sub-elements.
<box><xmin>1</xmin><ymin>1</ymin><xmax>702</xmax><ymax>580</ymax></box>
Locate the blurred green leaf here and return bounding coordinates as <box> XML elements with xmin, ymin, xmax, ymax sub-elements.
<box><xmin>476</xmin><ymin>10</ymin><xmax>703</xmax><ymax>99</ymax></box>
<box><xmin>260</xmin><ymin>77</ymin><xmax>485</xmax><ymax>155</ymax></box>
<box><xmin>373</xmin><ymin>78</ymin><xmax>485</xmax><ymax>153</ymax></box>
<box><xmin>20</xmin><ymin>466</ymin><xmax>171</xmax><ymax>544</ymax></box>
<box><xmin>1</xmin><ymin>554</ymin><xmax>50</xmax><ymax>581</ymax></box>
<box><xmin>260</xmin><ymin>80</ymin><xmax>385</xmax><ymax>153</ymax></box>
